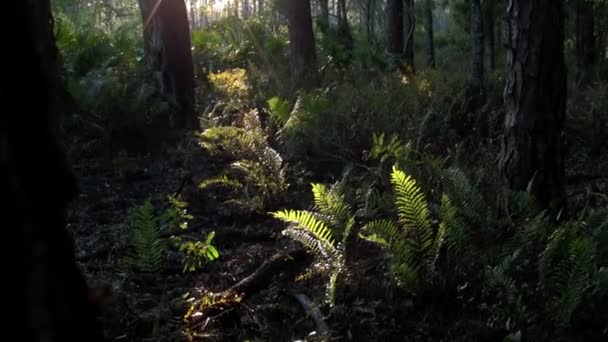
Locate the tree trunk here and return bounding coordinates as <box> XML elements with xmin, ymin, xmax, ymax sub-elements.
<box><xmin>286</xmin><ymin>0</ymin><xmax>318</xmax><ymax>89</ymax></box>
<box><xmin>470</xmin><ymin>0</ymin><xmax>485</xmax><ymax>105</ymax></box>
<box><xmin>4</xmin><ymin>1</ymin><xmax>103</xmax><ymax>341</ymax></box>
<box><xmin>258</xmin><ymin>0</ymin><xmax>263</xmax><ymax>14</ymax></box>
<box><xmin>138</xmin><ymin>0</ymin><xmax>196</xmax><ymax>129</ymax></box>
<box><xmin>337</xmin><ymin>0</ymin><xmax>354</xmax><ymax>52</ymax></box>
<box><xmin>486</xmin><ymin>2</ymin><xmax>496</xmax><ymax>70</ymax></box>
<box><xmin>575</xmin><ymin>0</ymin><xmax>596</xmax><ymax>84</ymax></box>
<box><xmin>319</xmin><ymin>0</ymin><xmax>330</xmax><ymax>31</ymax></box>
<box><xmin>404</xmin><ymin>0</ymin><xmax>415</xmax><ymax>70</ymax></box>
<box><xmin>243</xmin><ymin>0</ymin><xmax>250</xmax><ymax>18</ymax></box>
<box><xmin>423</xmin><ymin>0</ymin><xmax>435</xmax><ymax>68</ymax></box>
<box><xmin>498</xmin><ymin>0</ymin><xmax>567</xmax><ymax>211</ymax></box>
<box><xmin>366</xmin><ymin>0</ymin><xmax>376</xmax><ymax>44</ymax></box>
<box><xmin>387</xmin><ymin>0</ymin><xmax>404</xmax><ymax>58</ymax></box>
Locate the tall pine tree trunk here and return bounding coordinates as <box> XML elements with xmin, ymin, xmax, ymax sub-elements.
<box><xmin>404</xmin><ymin>0</ymin><xmax>415</xmax><ymax>70</ymax></box>
<box><xmin>287</xmin><ymin>0</ymin><xmax>317</xmax><ymax>89</ymax></box>
<box><xmin>423</xmin><ymin>0</ymin><xmax>435</xmax><ymax>68</ymax></box>
<box><xmin>576</xmin><ymin>0</ymin><xmax>596</xmax><ymax>84</ymax></box>
<box><xmin>387</xmin><ymin>0</ymin><xmax>404</xmax><ymax>59</ymax></box>
<box><xmin>486</xmin><ymin>3</ymin><xmax>496</xmax><ymax>70</ymax></box>
<box><xmin>470</xmin><ymin>0</ymin><xmax>485</xmax><ymax>106</ymax></box>
<box><xmin>498</xmin><ymin>0</ymin><xmax>567</xmax><ymax>211</ymax></box>
<box><xmin>138</xmin><ymin>0</ymin><xmax>196</xmax><ymax>129</ymax></box>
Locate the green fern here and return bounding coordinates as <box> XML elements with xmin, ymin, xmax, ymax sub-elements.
<box><xmin>311</xmin><ymin>183</ymin><xmax>355</xmax><ymax>243</ymax></box>
<box><xmin>267</xmin><ymin>96</ymin><xmax>291</xmax><ymax>126</ymax></box>
<box><xmin>360</xmin><ymin>166</ymin><xmax>445</xmax><ymax>291</ymax></box>
<box><xmin>441</xmin><ymin>167</ymin><xmax>490</xmax><ymax>228</ymax></box>
<box><xmin>128</xmin><ymin>200</ymin><xmax>165</xmax><ymax>273</ymax></box>
<box><xmin>439</xmin><ymin>195</ymin><xmax>470</xmax><ymax>257</ymax></box>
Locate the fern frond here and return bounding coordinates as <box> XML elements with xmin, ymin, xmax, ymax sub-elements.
<box><xmin>199</xmin><ymin>175</ymin><xmax>243</xmax><ymax>190</ymax></box>
<box><xmin>311</xmin><ymin>183</ymin><xmax>354</xmax><ymax>242</ymax></box>
<box><xmin>441</xmin><ymin>167</ymin><xmax>490</xmax><ymax>227</ymax></box>
<box><xmin>129</xmin><ymin>200</ymin><xmax>164</xmax><ymax>273</ymax></box>
<box><xmin>391</xmin><ymin>166</ymin><xmax>434</xmax><ymax>260</ymax></box>
<box><xmin>440</xmin><ymin>195</ymin><xmax>470</xmax><ymax>257</ymax></box>
<box><xmin>272</xmin><ymin>210</ymin><xmax>336</xmax><ymax>247</ymax></box>
<box><xmin>360</xmin><ymin>219</ymin><xmax>401</xmax><ymax>247</ymax></box>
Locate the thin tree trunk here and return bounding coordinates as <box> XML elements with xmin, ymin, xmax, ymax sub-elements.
<box><xmin>319</xmin><ymin>0</ymin><xmax>330</xmax><ymax>31</ymax></box>
<box><xmin>498</xmin><ymin>0</ymin><xmax>567</xmax><ymax>211</ymax></box>
<box><xmin>286</xmin><ymin>0</ymin><xmax>318</xmax><ymax>89</ymax></box>
<box><xmin>470</xmin><ymin>0</ymin><xmax>485</xmax><ymax>105</ymax></box>
<box><xmin>243</xmin><ymin>0</ymin><xmax>250</xmax><ymax>18</ymax></box>
<box><xmin>387</xmin><ymin>0</ymin><xmax>404</xmax><ymax>59</ymax></box>
<box><xmin>404</xmin><ymin>0</ymin><xmax>415</xmax><ymax>70</ymax></box>
<box><xmin>576</xmin><ymin>0</ymin><xmax>596</xmax><ymax>84</ymax></box>
<box><xmin>423</xmin><ymin>0</ymin><xmax>435</xmax><ymax>68</ymax></box>
<box><xmin>486</xmin><ymin>3</ymin><xmax>496</xmax><ymax>70</ymax></box>
<box><xmin>138</xmin><ymin>0</ymin><xmax>196</xmax><ymax>129</ymax></box>
<box><xmin>367</xmin><ymin>0</ymin><xmax>376</xmax><ymax>44</ymax></box>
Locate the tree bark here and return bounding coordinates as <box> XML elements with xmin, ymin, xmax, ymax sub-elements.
<box><xmin>575</xmin><ymin>0</ymin><xmax>596</xmax><ymax>84</ymax></box>
<box><xmin>498</xmin><ymin>0</ymin><xmax>567</xmax><ymax>211</ymax></box>
<box><xmin>287</xmin><ymin>0</ymin><xmax>318</xmax><ymax>89</ymax></box>
<box><xmin>486</xmin><ymin>2</ymin><xmax>496</xmax><ymax>70</ymax></box>
<box><xmin>319</xmin><ymin>0</ymin><xmax>330</xmax><ymax>32</ymax></box>
<box><xmin>404</xmin><ymin>0</ymin><xmax>415</xmax><ymax>70</ymax></box>
<box><xmin>423</xmin><ymin>0</ymin><xmax>436</xmax><ymax>68</ymax></box>
<box><xmin>3</xmin><ymin>1</ymin><xmax>103</xmax><ymax>341</ymax></box>
<box><xmin>471</xmin><ymin>0</ymin><xmax>485</xmax><ymax>106</ymax></box>
<box><xmin>138</xmin><ymin>0</ymin><xmax>196</xmax><ymax>129</ymax></box>
<box><xmin>366</xmin><ymin>0</ymin><xmax>376</xmax><ymax>44</ymax></box>
<box><xmin>387</xmin><ymin>0</ymin><xmax>404</xmax><ymax>59</ymax></box>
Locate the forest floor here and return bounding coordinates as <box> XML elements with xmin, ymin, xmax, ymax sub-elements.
<box><xmin>66</xmin><ymin>111</ymin><xmax>608</xmax><ymax>342</ymax></box>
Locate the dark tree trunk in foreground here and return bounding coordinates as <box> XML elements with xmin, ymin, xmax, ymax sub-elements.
<box><xmin>498</xmin><ymin>0</ymin><xmax>567</xmax><ymax>211</ymax></box>
<box><xmin>387</xmin><ymin>0</ymin><xmax>404</xmax><ymax>59</ymax></box>
<box><xmin>337</xmin><ymin>0</ymin><xmax>354</xmax><ymax>50</ymax></box>
<box><xmin>471</xmin><ymin>0</ymin><xmax>485</xmax><ymax>105</ymax></box>
<box><xmin>138</xmin><ymin>0</ymin><xmax>196</xmax><ymax>129</ymax></box>
<box><xmin>575</xmin><ymin>0</ymin><xmax>596</xmax><ymax>84</ymax></box>
<box><xmin>486</xmin><ymin>2</ymin><xmax>496</xmax><ymax>70</ymax></box>
<box><xmin>423</xmin><ymin>0</ymin><xmax>436</xmax><ymax>68</ymax></box>
<box><xmin>3</xmin><ymin>1</ymin><xmax>103</xmax><ymax>341</ymax></box>
<box><xmin>286</xmin><ymin>0</ymin><xmax>317</xmax><ymax>88</ymax></box>
<box><xmin>404</xmin><ymin>0</ymin><xmax>415</xmax><ymax>70</ymax></box>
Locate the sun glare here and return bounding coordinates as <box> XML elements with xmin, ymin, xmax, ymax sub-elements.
<box><xmin>213</xmin><ymin>0</ymin><xmax>227</xmax><ymax>12</ymax></box>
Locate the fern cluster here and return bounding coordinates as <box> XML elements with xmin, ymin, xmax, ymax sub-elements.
<box><xmin>199</xmin><ymin>110</ymin><xmax>287</xmax><ymax>212</ymax></box>
<box><xmin>271</xmin><ymin>181</ymin><xmax>354</xmax><ymax>305</ymax></box>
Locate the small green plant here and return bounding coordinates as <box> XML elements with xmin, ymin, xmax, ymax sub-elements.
<box><xmin>124</xmin><ymin>195</ymin><xmax>193</xmax><ymax>273</ymax></box>
<box><xmin>199</xmin><ymin>110</ymin><xmax>287</xmax><ymax>212</ymax></box>
<box><xmin>271</xmin><ymin>180</ymin><xmax>355</xmax><ymax>305</ymax></box>
<box><xmin>359</xmin><ymin>166</ymin><xmax>447</xmax><ymax>291</ymax></box>
<box><xmin>127</xmin><ymin>199</ymin><xmax>165</xmax><ymax>273</ymax></box>
<box><xmin>178</xmin><ymin>231</ymin><xmax>220</xmax><ymax>273</ymax></box>
<box><xmin>267</xmin><ymin>96</ymin><xmax>291</xmax><ymax>126</ymax></box>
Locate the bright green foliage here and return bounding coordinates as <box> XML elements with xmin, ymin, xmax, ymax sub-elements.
<box><xmin>360</xmin><ymin>166</ymin><xmax>447</xmax><ymax>290</ymax></box>
<box><xmin>267</xmin><ymin>96</ymin><xmax>291</xmax><ymax>126</ymax></box>
<box><xmin>127</xmin><ymin>200</ymin><xmax>165</xmax><ymax>273</ymax></box>
<box><xmin>178</xmin><ymin>232</ymin><xmax>220</xmax><ymax>273</ymax></box>
<box><xmin>199</xmin><ymin>110</ymin><xmax>287</xmax><ymax>212</ymax></box>
<box><xmin>271</xmin><ymin>181</ymin><xmax>355</xmax><ymax>305</ymax></box>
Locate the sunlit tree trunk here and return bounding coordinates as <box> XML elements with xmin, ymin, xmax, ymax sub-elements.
<box><xmin>5</xmin><ymin>1</ymin><xmax>104</xmax><ymax>341</ymax></box>
<box><xmin>498</xmin><ymin>0</ymin><xmax>567</xmax><ymax>211</ymax></box>
<box><xmin>423</xmin><ymin>0</ymin><xmax>435</xmax><ymax>68</ymax></box>
<box><xmin>471</xmin><ymin>0</ymin><xmax>485</xmax><ymax>105</ymax></box>
<box><xmin>387</xmin><ymin>0</ymin><xmax>404</xmax><ymax>59</ymax></box>
<box><xmin>138</xmin><ymin>0</ymin><xmax>196</xmax><ymax>129</ymax></box>
<box><xmin>404</xmin><ymin>0</ymin><xmax>415</xmax><ymax>70</ymax></box>
<box><xmin>286</xmin><ymin>0</ymin><xmax>317</xmax><ymax>88</ymax></box>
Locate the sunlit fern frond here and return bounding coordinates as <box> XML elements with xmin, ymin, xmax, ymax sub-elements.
<box><xmin>311</xmin><ymin>183</ymin><xmax>354</xmax><ymax>242</ymax></box>
<box><xmin>272</xmin><ymin>210</ymin><xmax>336</xmax><ymax>248</ymax></box>
<box><xmin>441</xmin><ymin>167</ymin><xmax>490</xmax><ymax>228</ymax></box>
<box><xmin>391</xmin><ymin>166</ymin><xmax>434</xmax><ymax>259</ymax></box>
<box><xmin>199</xmin><ymin>175</ymin><xmax>243</xmax><ymax>190</ymax></box>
